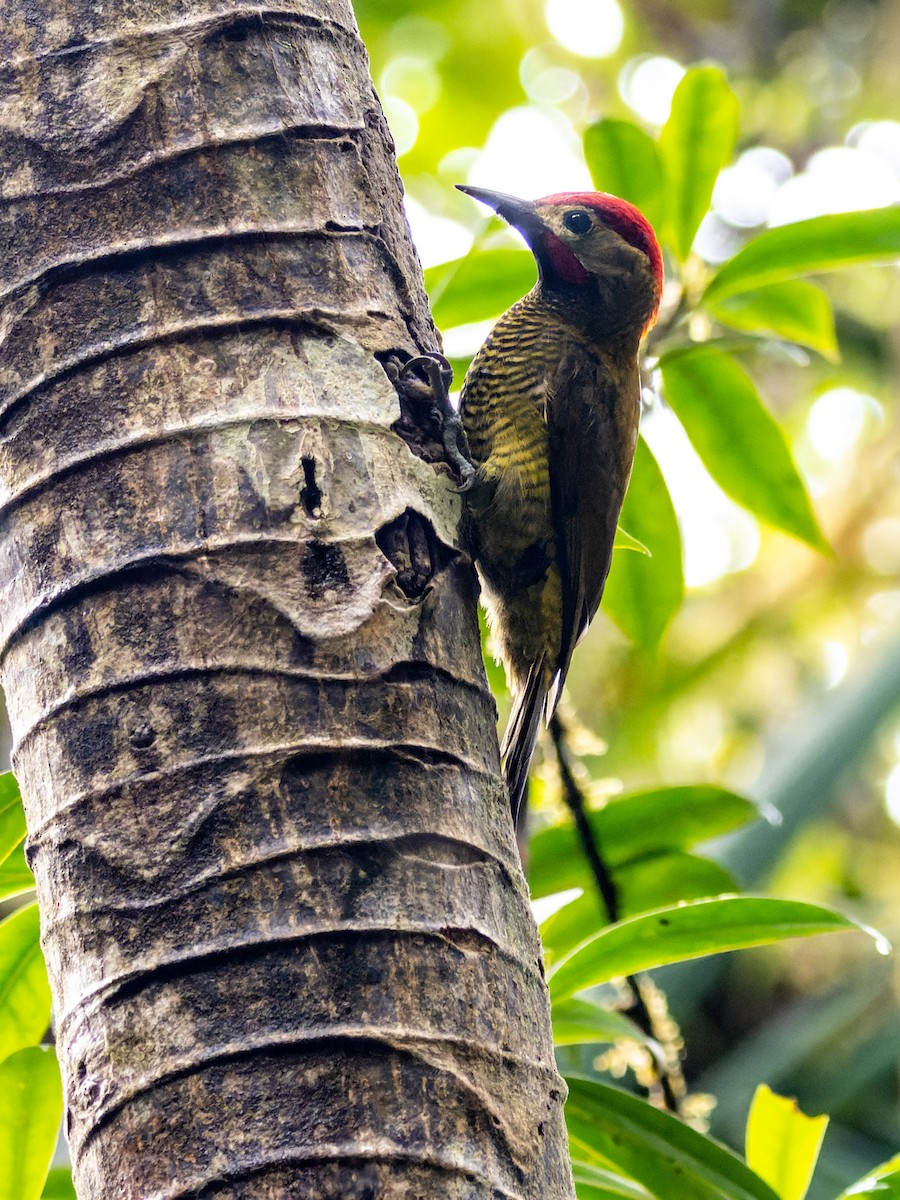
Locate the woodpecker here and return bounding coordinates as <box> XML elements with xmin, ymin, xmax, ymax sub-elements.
<box><xmin>455</xmin><ymin>186</ymin><xmax>663</xmax><ymax>826</ymax></box>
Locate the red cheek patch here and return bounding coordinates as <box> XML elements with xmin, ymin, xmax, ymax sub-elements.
<box><xmin>541</xmin><ymin>231</ymin><xmax>591</xmax><ymax>285</ymax></box>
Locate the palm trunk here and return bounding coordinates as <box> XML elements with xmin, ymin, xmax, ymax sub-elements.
<box><xmin>0</xmin><ymin>1</ymin><xmax>574</xmax><ymax>1196</ymax></box>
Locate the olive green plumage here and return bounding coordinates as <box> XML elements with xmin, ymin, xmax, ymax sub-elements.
<box><xmin>456</xmin><ymin>187</ymin><xmax>663</xmax><ymax>825</ymax></box>
<box><xmin>460</xmin><ymin>294</ymin><xmax>561</xmax><ymax>694</ymax></box>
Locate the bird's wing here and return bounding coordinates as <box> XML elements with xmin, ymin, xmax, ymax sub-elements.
<box><xmin>547</xmin><ymin>345</ymin><xmax>640</xmax><ymax>699</ymax></box>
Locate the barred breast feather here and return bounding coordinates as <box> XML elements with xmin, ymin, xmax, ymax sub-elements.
<box><xmin>459</xmin><ymin>290</ymin><xmax>640</xmax><ymax>820</ymax></box>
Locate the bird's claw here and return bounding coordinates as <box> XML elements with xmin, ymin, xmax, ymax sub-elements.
<box><xmin>401</xmin><ymin>352</ymin><xmax>477</xmax><ymax>486</ymax></box>
<box><xmin>403</xmin><ymin>352</ymin><xmax>454</xmax><ymax>395</ymax></box>
<box><xmin>454</xmin><ymin>466</ymin><xmax>478</xmax><ymax>494</ymax></box>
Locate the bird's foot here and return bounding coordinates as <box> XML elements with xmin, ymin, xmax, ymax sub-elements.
<box><xmin>401</xmin><ymin>353</ymin><xmax>477</xmax><ymax>489</ymax></box>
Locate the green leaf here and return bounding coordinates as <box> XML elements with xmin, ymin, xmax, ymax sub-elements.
<box><xmin>529</xmin><ymin>786</ymin><xmax>761</xmax><ymax>899</ymax></box>
<box><xmin>478</xmin><ymin>604</ymin><xmax>510</xmax><ymax>699</ymax></box>
<box><xmin>0</xmin><ymin>1046</ymin><xmax>62</xmax><ymax>1200</ymax></box>
<box><xmin>572</xmin><ymin>1160</ymin><xmax>654</xmax><ymax>1200</ymax></box>
<box><xmin>566</xmin><ymin>1076</ymin><xmax>781</xmax><ymax>1200</ymax></box>
<box><xmin>745</xmin><ymin>1084</ymin><xmax>828</xmax><ymax>1200</ymax></box>
<box><xmin>547</xmin><ymin>896</ymin><xmax>863</xmax><ymax>1002</ymax></box>
<box><xmin>603</xmin><ymin>437</ymin><xmax>684</xmax><ymax>652</ymax></box>
<box><xmin>706</xmin><ymin>281</ymin><xmax>839</xmax><ymax>360</ymax></box>
<box><xmin>659</xmin><ymin>346</ymin><xmax>828</xmax><ymax>551</ymax></box>
<box><xmin>446</xmin><ymin>354</ymin><xmax>474</xmax><ymax>386</ymax></box>
<box><xmin>704</xmin><ymin>207</ymin><xmax>900</xmax><ymax>301</ymax></box>
<box><xmin>584</xmin><ymin>118</ymin><xmax>666</xmax><ymax>230</ymax></box>
<box><xmin>539</xmin><ymin>855</ymin><xmax>738</xmax><ymax>969</ymax></box>
<box><xmin>0</xmin><ymin>904</ymin><xmax>51</xmax><ymax>1062</ymax></box>
<box><xmin>616</xmin><ymin>852</ymin><xmax>737</xmax><ymax>918</ymax></box>
<box><xmin>614</xmin><ymin>526</ymin><xmax>651</xmax><ymax>555</ymax></box>
<box><xmin>836</xmin><ymin>1155</ymin><xmax>900</xmax><ymax>1198</ymax></box>
<box><xmin>541</xmin><ymin>889</ymin><xmax>607</xmax><ymax>970</ymax></box>
<box><xmin>658</xmin><ymin>66</ymin><xmax>739</xmax><ymax>260</ymax></box>
<box><xmin>552</xmin><ymin>996</ymin><xmax>652</xmax><ymax>1047</ymax></box>
<box><xmin>576</xmin><ymin>1186</ymin><xmax>647</xmax><ymax>1200</ymax></box>
<box><xmin>425</xmin><ymin>248</ymin><xmax>535</xmax><ymax>327</ymax></box>
<box><xmin>0</xmin><ymin>774</ymin><xmax>26</xmax><ymax>866</ymax></box>
<box><xmin>40</xmin><ymin>1170</ymin><xmax>76</xmax><ymax>1200</ymax></box>
<box><xmin>0</xmin><ymin>844</ymin><xmax>35</xmax><ymax>902</ymax></box>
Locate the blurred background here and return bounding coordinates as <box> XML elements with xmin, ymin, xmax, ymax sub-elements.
<box><xmin>353</xmin><ymin>1</ymin><xmax>900</xmax><ymax>1195</ymax></box>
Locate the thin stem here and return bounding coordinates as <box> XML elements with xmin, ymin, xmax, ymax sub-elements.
<box><xmin>548</xmin><ymin>712</ymin><xmax>684</xmax><ymax>1115</ymax></box>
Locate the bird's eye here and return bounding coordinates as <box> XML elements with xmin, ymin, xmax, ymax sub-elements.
<box><xmin>563</xmin><ymin>210</ymin><xmax>592</xmax><ymax>235</ymax></box>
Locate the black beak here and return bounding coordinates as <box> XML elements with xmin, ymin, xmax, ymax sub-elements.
<box><xmin>456</xmin><ymin>185</ymin><xmax>546</xmax><ymax>246</ymax></box>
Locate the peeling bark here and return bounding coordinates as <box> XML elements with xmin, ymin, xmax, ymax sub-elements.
<box><xmin>0</xmin><ymin>1</ymin><xmax>574</xmax><ymax>1196</ymax></box>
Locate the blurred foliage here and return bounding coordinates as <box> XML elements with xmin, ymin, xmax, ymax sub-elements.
<box><xmin>5</xmin><ymin>0</ymin><xmax>900</xmax><ymax>1196</ymax></box>
<box><xmin>355</xmin><ymin>1</ymin><xmax>900</xmax><ymax>1196</ymax></box>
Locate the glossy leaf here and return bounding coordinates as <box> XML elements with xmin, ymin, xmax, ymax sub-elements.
<box><xmin>705</xmin><ymin>207</ymin><xmax>900</xmax><ymax>301</ymax></box>
<box><xmin>552</xmin><ymin>996</ymin><xmax>652</xmax><ymax>1047</ymax></box>
<box><xmin>659</xmin><ymin>66</ymin><xmax>739</xmax><ymax>260</ymax></box>
<box><xmin>478</xmin><ymin>604</ymin><xmax>510</xmax><ymax>699</ymax></box>
<box><xmin>745</xmin><ymin>1084</ymin><xmax>827</xmax><ymax>1200</ymax></box>
<box><xmin>836</xmin><ymin>1155</ymin><xmax>900</xmax><ymax>1198</ymax></box>
<box><xmin>660</xmin><ymin>346</ymin><xmax>828</xmax><ymax>551</ymax></box>
<box><xmin>584</xmin><ymin>118</ymin><xmax>666</xmax><ymax>230</ymax></box>
<box><xmin>425</xmin><ymin>248</ymin><xmax>534</xmax><ymax>327</ymax></box>
<box><xmin>0</xmin><ymin>775</ymin><xmax>26</xmax><ymax>866</ymax></box>
<box><xmin>446</xmin><ymin>354</ymin><xmax>475</xmax><ymax>386</ymax></box>
<box><xmin>576</xmin><ymin>1187</ymin><xmax>642</xmax><ymax>1200</ymax></box>
<box><xmin>0</xmin><ymin>1046</ymin><xmax>62</xmax><ymax>1200</ymax></box>
<box><xmin>0</xmin><ymin>904</ymin><xmax>51</xmax><ymax>1062</ymax></box>
<box><xmin>616</xmin><ymin>852</ymin><xmax>737</xmax><ymax>918</ymax></box>
<box><xmin>706</xmin><ymin>281</ymin><xmax>839</xmax><ymax>360</ymax></box>
<box><xmin>529</xmin><ymin>786</ymin><xmax>760</xmax><ymax>899</ymax></box>
<box><xmin>614</xmin><ymin>526</ymin><xmax>651</xmax><ymax>555</ymax></box>
<box><xmin>572</xmin><ymin>1160</ymin><xmax>654</xmax><ymax>1200</ymax></box>
<box><xmin>541</xmin><ymin>889</ymin><xmax>608</xmax><ymax>970</ymax></box>
<box><xmin>539</xmin><ymin>855</ymin><xmax>737</xmax><ymax>969</ymax></box>
<box><xmin>566</xmin><ymin>1075</ymin><xmax>781</xmax><ymax>1200</ymax></box>
<box><xmin>537</xmin><ymin>890</ymin><xmax>610</xmax><ymax>971</ymax></box>
<box><xmin>0</xmin><ymin>844</ymin><xmax>35</xmax><ymax>902</ymax></box>
<box><xmin>40</xmin><ymin>1171</ymin><xmax>76</xmax><ymax>1200</ymax></box>
<box><xmin>603</xmin><ymin>437</ymin><xmax>684</xmax><ymax>652</ymax></box>
<box><xmin>547</xmin><ymin>896</ymin><xmax>863</xmax><ymax>1002</ymax></box>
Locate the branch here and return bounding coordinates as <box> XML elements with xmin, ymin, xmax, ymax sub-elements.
<box><xmin>548</xmin><ymin>713</ymin><xmax>686</xmax><ymax>1114</ymax></box>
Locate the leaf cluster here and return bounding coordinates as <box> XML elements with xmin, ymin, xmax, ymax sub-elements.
<box><xmin>0</xmin><ymin>774</ymin><xmax>64</xmax><ymax>1200</ymax></box>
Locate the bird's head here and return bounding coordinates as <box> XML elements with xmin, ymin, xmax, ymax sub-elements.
<box><xmin>457</xmin><ymin>185</ymin><xmax>663</xmax><ymax>336</ymax></box>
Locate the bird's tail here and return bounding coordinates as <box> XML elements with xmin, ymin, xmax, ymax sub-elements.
<box><xmin>501</xmin><ymin>660</ymin><xmax>551</xmax><ymax>829</ymax></box>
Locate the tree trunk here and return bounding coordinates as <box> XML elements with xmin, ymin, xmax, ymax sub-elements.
<box><xmin>0</xmin><ymin>1</ymin><xmax>574</xmax><ymax>1197</ymax></box>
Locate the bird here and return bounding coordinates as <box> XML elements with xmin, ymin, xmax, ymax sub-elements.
<box><xmin>455</xmin><ymin>185</ymin><xmax>663</xmax><ymax>828</ymax></box>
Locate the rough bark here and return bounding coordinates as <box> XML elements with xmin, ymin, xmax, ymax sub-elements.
<box><xmin>0</xmin><ymin>1</ymin><xmax>574</xmax><ymax>1197</ymax></box>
